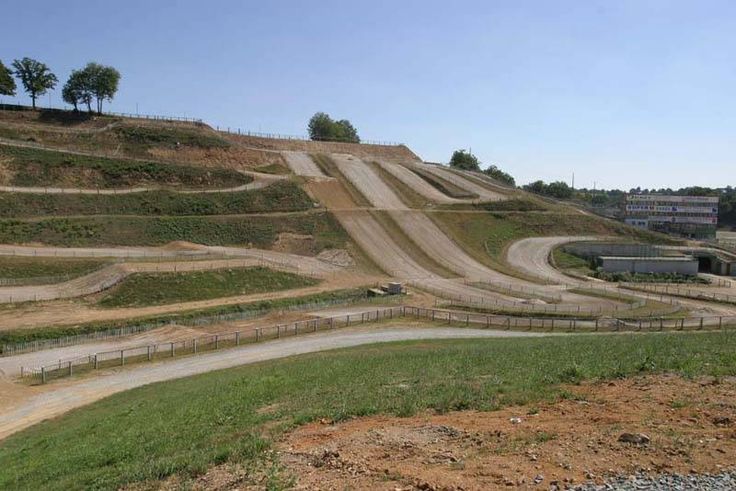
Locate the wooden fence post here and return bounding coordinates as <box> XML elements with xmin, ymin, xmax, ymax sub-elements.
<box><xmin>193</xmin><ymin>339</ymin><xmax>198</xmax><ymax>353</ymax></box>
<box><xmin>41</xmin><ymin>367</ymin><xmax>46</xmax><ymax>384</ymax></box>
<box><xmin>68</xmin><ymin>361</ymin><xmax>73</xmax><ymax>376</ymax></box>
<box><xmin>171</xmin><ymin>342</ymin><xmax>175</xmax><ymax>357</ymax></box>
<box><xmin>147</xmin><ymin>346</ymin><xmax>152</xmax><ymax>361</ymax></box>
<box><xmin>94</xmin><ymin>354</ymin><xmax>98</xmax><ymax>369</ymax></box>
<box><xmin>235</xmin><ymin>331</ymin><xmax>240</xmax><ymax>346</ymax></box>
<box><xmin>120</xmin><ymin>350</ymin><xmax>125</xmax><ymax>366</ymax></box>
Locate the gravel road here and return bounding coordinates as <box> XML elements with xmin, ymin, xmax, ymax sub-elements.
<box><xmin>0</xmin><ymin>326</ymin><xmax>545</xmax><ymax>440</ymax></box>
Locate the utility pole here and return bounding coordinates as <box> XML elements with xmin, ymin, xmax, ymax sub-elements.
<box><xmin>572</xmin><ymin>172</ymin><xmax>575</xmax><ymax>190</ymax></box>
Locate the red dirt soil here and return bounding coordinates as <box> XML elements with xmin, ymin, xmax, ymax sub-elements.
<box><xmin>275</xmin><ymin>374</ymin><xmax>736</xmax><ymax>490</ymax></box>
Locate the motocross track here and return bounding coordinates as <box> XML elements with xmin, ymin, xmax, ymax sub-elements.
<box><xmin>326</xmin><ymin>154</ymin><xmax>620</xmax><ymax>310</ymax></box>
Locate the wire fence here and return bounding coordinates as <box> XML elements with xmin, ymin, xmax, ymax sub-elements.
<box><xmin>0</xmin><ymin>103</ymin><xmax>202</xmax><ymax>124</ymax></box>
<box><xmin>216</xmin><ymin>126</ymin><xmax>403</xmax><ymax>147</ymax></box>
<box><xmin>1</xmin><ymin>293</ymin><xmax>395</xmax><ymax>357</ymax></box>
<box><xmin>19</xmin><ymin>304</ymin><xmax>736</xmax><ymax>384</ymax></box>
<box><xmin>620</xmin><ymin>283</ymin><xmax>736</xmax><ymax>305</ymax></box>
<box><xmin>21</xmin><ymin>305</ymin><xmax>405</xmax><ymax>383</ymax></box>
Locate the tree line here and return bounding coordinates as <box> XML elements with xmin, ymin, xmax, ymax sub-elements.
<box><xmin>308</xmin><ymin>112</ymin><xmax>360</xmax><ymax>143</ymax></box>
<box><xmin>0</xmin><ymin>57</ymin><xmax>120</xmax><ymax>113</ymax></box>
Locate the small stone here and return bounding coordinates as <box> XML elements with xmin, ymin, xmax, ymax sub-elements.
<box><xmin>533</xmin><ymin>474</ymin><xmax>544</xmax><ymax>484</ymax></box>
<box><xmin>713</xmin><ymin>416</ymin><xmax>731</xmax><ymax>426</ymax></box>
<box><xmin>510</xmin><ymin>417</ymin><xmax>523</xmax><ymax>424</ymax></box>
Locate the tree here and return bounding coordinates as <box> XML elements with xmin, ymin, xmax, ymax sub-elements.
<box><xmin>449</xmin><ymin>149</ymin><xmax>481</xmax><ymax>171</ymax></box>
<box><xmin>11</xmin><ymin>58</ymin><xmax>57</xmax><ymax>109</ymax></box>
<box><xmin>307</xmin><ymin>112</ymin><xmax>360</xmax><ymax>143</ymax></box>
<box><xmin>482</xmin><ymin>164</ymin><xmax>515</xmax><ymax>186</ymax></box>
<box><xmin>80</xmin><ymin>62</ymin><xmax>120</xmax><ymax>114</ymax></box>
<box><xmin>0</xmin><ymin>60</ymin><xmax>16</xmax><ymax>96</ymax></box>
<box><xmin>62</xmin><ymin>69</ymin><xmax>92</xmax><ymax>111</ymax></box>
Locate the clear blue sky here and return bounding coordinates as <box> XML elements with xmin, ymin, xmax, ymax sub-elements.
<box><xmin>2</xmin><ymin>0</ymin><xmax>734</xmax><ymax>190</ymax></box>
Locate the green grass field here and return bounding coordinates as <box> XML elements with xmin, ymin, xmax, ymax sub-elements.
<box><xmin>0</xmin><ymin>257</ymin><xmax>109</xmax><ymax>280</ymax></box>
<box><xmin>98</xmin><ymin>267</ymin><xmax>320</xmax><ymax>307</ymax></box>
<box><xmin>113</xmin><ymin>125</ymin><xmax>231</xmax><ymax>150</ymax></box>
<box><xmin>0</xmin><ymin>332</ymin><xmax>734</xmax><ymax>489</ymax></box>
<box><xmin>0</xmin><ymin>212</ymin><xmax>347</xmax><ymax>249</ymax></box>
<box><xmin>0</xmin><ymin>145</ymin><xmax>247</xmax><ymax>189</ymax></box>
<box><xmin>0</xmin><ymin>181</ymin><xmax>313</xmax><ymax>217</ymax></box>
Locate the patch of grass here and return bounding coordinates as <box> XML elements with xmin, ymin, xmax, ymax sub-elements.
<box><xmin>410</xmin><ymin>167</ymin><xmax>475</xmax><ymax>198</ymax></box>
<box><xmin>553</xmin><ymin>248</ymin><xmax>594</xmax><ymax>275</ymax></box>
<box><xmin>592</xmin><ymin>271</ymin><xmax>709</xmax><ymax>284</ymax></box>
<box><xmin>441</xmin><ymin>198</ymin><xmax>550</xmax><ymax>212</ymax></box>
<box><xmin>0</xmin><ymin>181</ymin><xmax>313</xmax><ymax>217</ymax></box>
<box><xmin>0</xmin><ymin>145</ymin><xmax>248</xmax><ymax>189</ymax></box>
<box><xmin>0</xmin><ymin>257</ymin><xmax>109</xmax><ymax>280</ymax></box>
<box><xmin>114</xmin><ymin>125</ymin><xmax>230</xmax><ymax>149</ymax></box>
<box><xmin>0</xmin><ymin>212</ymin><xmax>348</xmax><ymax>249</ymax></box>
<box><xmin>98</xmin><ymin>267</ymin><xmax>320</xmax><ymax>308</ymax></box>
<box><xmin>367</xmin><ymin>161</ymin><xmax>429</xmax><ymax>209</ymax></box>
<box><xmin>0</xmin><ymin>288</ymin><xmax>371</xmax><ymax>347</ymax></box>
<box><xmin>1</xmin><ymin>332</ymin><xmax>735</xmax><ymax>489</ymax></box>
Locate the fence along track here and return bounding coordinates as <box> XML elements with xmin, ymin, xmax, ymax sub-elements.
<box><xmin>0</xmin><ymin>295</ymin><xmax>392</xmax><ymax>357</ymax></box>
<box><xmin>21</xmin><ymin>304</ymin><xmax>736</xmax><ymax>384</ymax></box>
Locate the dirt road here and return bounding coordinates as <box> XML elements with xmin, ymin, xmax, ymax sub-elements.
<box><xmin>0</xmin><ymin>326</ymin><xmax>546</xmax><ymax>440</ymax></box>
<box><xmin>0</xmin><ymin>170</ymin><xmax>282</xmax><ymax>195</ymax></box>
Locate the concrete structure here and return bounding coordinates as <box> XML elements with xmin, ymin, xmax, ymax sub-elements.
<box><xmin>599</xmin><ymin>256</ymin><xmax>699</xmax><ymax>275</ymax></box>
<box><xmin>624</xmin><ymin>194</ymin><xmax>719</xmax><ymax>239</ymax></box>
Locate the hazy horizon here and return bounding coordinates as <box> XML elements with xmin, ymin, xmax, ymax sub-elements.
<box><xmin>2</xmin><ymin>0</ymin><xmax>734</xmax><ymax>190</ymax></box>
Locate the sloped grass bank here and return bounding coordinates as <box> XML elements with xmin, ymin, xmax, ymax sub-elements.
<box><xmin>0</xmin><ymin>212</ymin><xmax>347</xmax><ymax>250</ymax></box>
<box><xmin>98</xmin><ymin>266</ymin><xmax>320</xmax><ymax>308</ymax></box>
<box><xmin>0</xmin><ymin>181</ymin><xmax>312</xmax><ymax>217</ymax></box>
<box><xmin>0</xmin><ymin>257</ymin><xmax>109</xmax><ymax>281</ymax></box>
<box><xmin>0</xmin><ymin>332</ymin><xmax>734</xmax><ymax>489</ymax></box>
<box><xmin>0</xmin><ymin>145</ymin><xmax>247</xmax><ymax>189</ymax></box>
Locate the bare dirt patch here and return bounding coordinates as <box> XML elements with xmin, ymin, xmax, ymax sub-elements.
<box><xmin>278</xmin><ymin>375</ymin><xmax>736</xmax><ymax>490</ymax></box>
<box><xmin>272</xmin><ymin>233</ymin><xmax>317</xmax><ymax>256</ymax></box>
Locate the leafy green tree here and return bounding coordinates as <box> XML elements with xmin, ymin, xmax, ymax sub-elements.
<box><xmin>11</xmin><ymin>58</ymin><xmax>57</xmax><ymax>109</ymax></box>
<box><xmin>62</xmin><ymin>69</ymin><xmax>93</xmax><ymax>111</ymax></box>
<box><xmin>307</xmin><ymin>112</ymin><xmax>360</xmax><ymax>143</ymax></box>
<box><xmin>482</xmin><ymin>164</ymin><xmax>515</xmax><ymax>186</ymax></box>
<box><xmin>0</xmin><ymin>60</ymin><xmax>16</xmax><ymax>96</ymax></box>
<box><xmin>81</xmin><ymin>62</ymin><xmax>120</xmax><ymax>114</ymax></box>
<box><xmin>449</xmin><ymin>149</ymin><xmax>481</xmax><ymax>171</ymax></box>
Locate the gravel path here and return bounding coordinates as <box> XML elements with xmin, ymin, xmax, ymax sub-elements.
<box><xmin>0</xmin><ymin>327</ymin><xmax>545</xmax><ymax>440</ymax></box>
<box><xmin>573</xmin><ymin>471</ymin><xmax>736</xmax><ymax>490</ymax></box>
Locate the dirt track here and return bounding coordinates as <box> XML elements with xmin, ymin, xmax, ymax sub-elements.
<box><xmin>282</xmin><ymin>151</ymin><xmax>327</xmax><ymax>177</ymax></box>
<box><xmin>374</xmin><ymin>160</ymin><xmax>463</xmax><ymax>204</ymax></box>
<box><xmin>0</xmin><ymin>326</ymin><xmax>545</xmax><ymax>441</ymax></box>
<box><xmin>506</xmin><ymin>236</ymin><xmax>603</xmax><ymax>285</ymax></box>
<box><xmin>413</xmin><ymin>163</ymin><xmax>507</xmax><ymax>201</ymax></box>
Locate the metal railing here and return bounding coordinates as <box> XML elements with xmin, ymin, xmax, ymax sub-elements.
<box><xmin>216</xmin><ymin>126</ymin><xmax>403</xmax><ymax>147</ymax></box>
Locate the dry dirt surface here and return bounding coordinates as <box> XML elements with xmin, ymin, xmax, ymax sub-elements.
<box><xmin>283</xmin><ymin>151</ymin><xmax>327</xmax><ymax>178</ymax></box>
<box><xmin>278</xmin><ymin>374</ymin><xmax>736</xmax><ymax>491</ymax></box>
<box><xmin>374</xmin><ymin>160</ymin><xmax>463</xmax><ymax>204</ymax></box>
<box><xmin>505</xmin><ymin>236</ymin><xmax>604</xmax><ymax>286</ymax></box>
<box><xmin>412</xmin><ymin>163</ymin><xmax>507</xmax><ymax>202</ymax></box>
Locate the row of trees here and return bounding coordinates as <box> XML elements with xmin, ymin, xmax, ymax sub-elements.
<box><xmin>522</xmin><ymin>180</ymin><xmax>574</xmax><ymax>199</ymax></box>
<box><xmin>0</xmin><ymin>58</ymin><xmax>120</xmax><ymax>113</ymax></box>
<box><xmin>307</xmin><ymin>112</ymin><xmax>360</xmax><ymax>143</ymax></box>
<box><xmin>448</xmin><ymin>149</ymin><xmax>516</xmax><ymax>186</ymax></box>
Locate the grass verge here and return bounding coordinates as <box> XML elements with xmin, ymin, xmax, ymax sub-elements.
<box><xmin>0</xmin><ymin>257</ymin><xmax>109</xmax><ymax>281</ymax></box>
<box><xmin>98</xmin><ymin>267</ymin><xmax>320</xmax><ymax>308</ymax></box>
<box><xmin>1</xmin><ymin>332</ymin><xmax>735</xmax><ymax>489</ymax></box>
<box><xmin>0</xmin><ymin>181</ymin><xmax>312</xmax><ymax>217</ymax></box>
